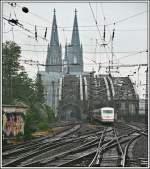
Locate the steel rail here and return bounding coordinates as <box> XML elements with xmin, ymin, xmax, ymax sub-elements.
<box><xmin>58</xmin><ymin>134</ymin><xmax>137</xmax><ymax>167</ymax></box>
<box><xmin>88</xmin><ymin>127</ymin><xmax>106</xmax><ymax>167</ymax></box>
<box><xmin>88</xmin><ymin>126</ymin><xmax>140</xmax><ymax>167</ymax></box>
<box><xmin>3</xmin><ymin>124</ymin><xmax>81</xmax><ymax>167</ymax></box>
<box><xmin>122</xmin><ymin>134</ymin><xmax>141</xmax><ymax>167</ymax></box>
<box><xmin>3</xmin><ymin>126</ymin><xmax>107</xmax><ymax>167</ymax></box>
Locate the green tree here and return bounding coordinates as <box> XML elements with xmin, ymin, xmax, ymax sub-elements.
<box><xmin>12</xmin><ymin>71</ymin><xmax>36</xmax><ymax>104</ymax></box>
<box><xmin>2</xmin><ymin>41</ymin><xmax>37</xmax><ymax>105</ymax></box>
<box><xmin>35</xmin><ymin>73</ymin><xmax>45</xmax><ymax>103</ymax></box>
<box><xmin>41</xmin><ymin>103</ymin><xmax>55</xmax><ymax>123</ymax></box>
<box><xmin>24</xmin><ymin>109</ymin><xmax>37</xmax><ymax>139</ymax></box>
<box><xmin>2</xmin><ymin>41</ymin><xmax>22</xmax><ymax>104</ymax></box>
<box><xmin>2</xmin><ymin>41</ymin><xmax>57</xmax><ymax>138</ymax></box>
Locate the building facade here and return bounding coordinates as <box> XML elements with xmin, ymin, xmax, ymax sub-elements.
<box><xmin>2</xmin><ymin>105</ymin><xmax>27</xmax><ymax>140</ymax></box>
<box><xmin>64</xmin><ymin>9</ymin><xmax>83</xmax><ymax>74</ymax></box>
<box><xmin>139</xmin><ymin>99</ymin><xmax>146</xmax><ymax>114</ymax></box>
<box><xmin>45</xmin><ymin>9</ymin><xmax>62</xmax><ymax>73</ymax></box>
<box><xmin>40</xmin><ymin>9</ymin><xmax>83</xmax><ymax>116</ymax></box>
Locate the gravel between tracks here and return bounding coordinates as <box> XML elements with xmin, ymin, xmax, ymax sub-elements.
<box><xmin>132</xmin><ymin>135</ymin><xmax>148</xmax><ymax>159</ymax></box>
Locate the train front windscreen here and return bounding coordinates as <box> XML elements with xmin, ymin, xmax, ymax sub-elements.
<box><xmin>101</xmin><ymin>109</ymin><xmax>114</xmax><ymax>122</ymax></box>
<box><xmin>103</xmin><ymin>110</ymin><xmax>113</xmax><ymax>114</ymax></box>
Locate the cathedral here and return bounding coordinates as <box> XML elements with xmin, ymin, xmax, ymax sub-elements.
<box><xmin>39</xmin><ymin>9</ymin><xmax>84</xmax><ymax>116</ymax></box>
<box><xmin>64</xmin><ymin>9</ymin><xmax>83</xmax><ymax>74</ymax></box>
<box><xmin>45</xmin><ymin>8</ymin><xmax>83</xmax><ymax>74</ymax></box>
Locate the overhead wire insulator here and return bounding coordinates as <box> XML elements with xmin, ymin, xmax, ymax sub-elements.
<box><xmin>35</xmin><ymin>25</ymin><xmax>37</xmax><ymax>40</ymax></box>
<box><xmin>8</xmin><ymin>19</ymin><xmax>18</xmax><ymax>25</ymax></box>
<box><xmin>98</xmin><ymin>63</ymin><xmax>101</xmax><ymax>72</ymax></box>
<box><xmin>112</xmin><ymin>29</ymin><xmax>115</xmax><ymax>40</ymax></box>
<box><xmin>9</xmin><ymin>2</ymin><xmax>16</xmax><ymax>7</ymax></box>
<box><xmin>112</xmin><ymin>23</ymin><xmax>115</xmax><ymax>40</ymax></box>
<box><xmin>103</xmin><ymin>17</ymin><xmax>106</xmax><ymax>41</ymax></box>
<box><xmin>138</xmin><ymin>65</ymin><xmax>140</xmax><ymax>71</ymax></box>
<box><xmin>103</xmin><ymin>25</ymin><xmax>106</xmax><ymax>41</ymax></box>
<box><xmin>44</xmin><ymin>27</ymin><xmax>47</xmax><ymax>39</ymax></box>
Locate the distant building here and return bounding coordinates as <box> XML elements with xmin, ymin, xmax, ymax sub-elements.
<box><xmin>45</xmin><ymin>9</ymin><xmax>62</xmax><ymax>73</ymax></box>
<box><xmin>64</xmin><ymin>9</ymin><xmax>83</xmax><ymax>74</ymax></box>
<box><xmin>40</xmin><ymin>9</ymin><xmax>83</xmax><ymax>116</ymax></box>
<box><xmin>139</xmin><ymin>99</ymin><xmax>146</xmax><ymax>114</ymax></box>
<box><xmin>2</xmin><ymin>105</ymin><xmax>27</xmax><ymax>140</ymax></box>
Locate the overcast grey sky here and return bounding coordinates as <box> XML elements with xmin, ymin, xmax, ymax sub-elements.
<box><xmin>2</xmin><ymin>2</ymin><xmax>148</xmax><ymax>98</ymax></box>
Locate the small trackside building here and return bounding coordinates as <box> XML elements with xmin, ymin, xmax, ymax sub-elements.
<box><xmin>2</xmin><ymin>105</ymin><xmax>27</xmax><ymax>141</ymax></box>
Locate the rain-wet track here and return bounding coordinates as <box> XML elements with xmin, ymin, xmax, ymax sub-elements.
<box><xmin>2</xmin><ymin>121</ymin><xmax>148</xmax><ymax>167</ymax></box>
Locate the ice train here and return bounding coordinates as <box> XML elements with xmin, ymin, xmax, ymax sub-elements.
<box><xmin>92</xmin><ymin>107</ymin><xmax>116</xmax><ymax>123</ymax></box>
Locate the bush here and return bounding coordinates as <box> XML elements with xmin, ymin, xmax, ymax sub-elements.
<box><xmin>24</xmin><ymin>110</ymin><xmax>36</xmax><ymax>139</ymax></box>
<box><xmin>38</xmin><ymin>121</ymin><xmax>48</xmax><ymax>130</ymax></box>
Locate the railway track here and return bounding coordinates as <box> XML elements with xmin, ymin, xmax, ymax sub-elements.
<box><xmin>20</xmin><ymin>128</ymin><xmax>113</xmax><ymax>167</ymax></box>
<box><xmin>88</xmin><ymin>126</ymin><xmax>139</xmax><ymax>167</ymax></box>
<box><xmin>3</xmin><ymin>122</ymin><xmax>82</xmax><ymax>155</ymax></box>
<box><xmin>3</xmin><ymin>124</ymin><xmax>102</xmax><ymax>159</ymax></box>
<box><xmin>116</xmin><ymin>121</ymin><xmax>148</xmax><ymax>136</ymax></box>
<box><xmin>2</xmin><ymin>124</ymin><xmax>81</xmax><ymax>167</ymax></box>
<box><xmin>2</xmin><ymin>122</ymin><xmax>147</xmax><ymax>167</ymax></box>
<box><xmin>3</xmin><ymin>123</ymin><xmax>104</xmax><ymax>167</ymax></box>
<box><xmin>46</xmin><ymin>127</ymin><xmax>140</xmax><ymax>167</ymax></box>
<box><xmin>2</xmin><ymin>121</ymin><xmax>79</xmax><ymax>152</ymax></box>
<box><xmin>21</xmin><ymin>127</ymin><xmax>139</xmax><ymax>167</ymax></box>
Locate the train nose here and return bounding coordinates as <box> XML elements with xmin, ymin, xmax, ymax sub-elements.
<box><xmin>105</xmin><ymin>115</ymin><xmax>111</xmax><ymax>118</ymax></box>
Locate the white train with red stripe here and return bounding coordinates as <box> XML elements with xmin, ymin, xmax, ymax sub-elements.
<box><xmin>92</xmin><ymin>107</ymin><xmax>116</xmax><ymax>123</ymax></box>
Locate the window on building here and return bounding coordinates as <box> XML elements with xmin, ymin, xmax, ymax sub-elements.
<box><xmin>74</xmin><ymin>56</ymin><xmax>77</xmax><ymax>64</ymax></box>
<box><xmin>129</xmin><ymin>103</ymin><xmax>135</xmax><ymax>114</ymax></box>
<box><xmin>121</xmin><ymin>102</ymin><xmax>125</xmax><ymax>110</ymax></box>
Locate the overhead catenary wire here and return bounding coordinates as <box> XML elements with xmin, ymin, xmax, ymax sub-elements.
<box><xmin>2</xmin><ymin>3</ymin><xmax>147</xmax><ymax>76</ymax></box>
<box><xmin>3</xmin><ymin>14</ymin><xmax>146</xmax><ymax>33</ymax></box>
<box><xmin>3</xmin><ymin>26</ymin><xmax>147</xmax><ymax>32</ymax></box>
<box><xmin>100</xmin><ymin>3</ymin><xmax>113</xmax><ymax>70</ymax></box>
<box><xmin>2</xmin><ymin>42</ymin><xmax>147</xmax><ymax>47</ymax></box>
<box><xmin>89</xmin><ymin>2</ymin><xmax>111</xmax><ymax>66</ymax></box>
<box><xmin>4</xmin><ymin>5</ymin><xmax>146</xmax><ymax>28</ymax></box>
<box><xmin>110</xmin><ymin>10</ymin><xmax>147</xmax><ymax>25</ymax></box>
<box><xmin>5</xmin><ymin>1</ymin><xmax>146</xmax><ymax>57</ymax></box>
<box><xmin>3</xmin><ymin>16</ymin><xmax>48</xmax><ymax>41</ymax></box>
<box><xmin>89</xmin><ymin>2</ymin><xmax>103</xmax><ymax>43</ymax></box>
<box><xmin>18</xmin><ymin>49</ymin><xmax>147</xmax><ymax>66</ymax></box>
<box><xmin>13</xmin><ymin>3</ymin><xmax>51</xmax><ymax>24</ymax></box>
<box><xmin>17</xmin><ymin>58</ymin><xmax>147</xmax><ymax>67</ymax></box>
<box><xmin>18</xmin><ymin>49</ymin><xmax>147</xmax><ymax>54</ymax></box>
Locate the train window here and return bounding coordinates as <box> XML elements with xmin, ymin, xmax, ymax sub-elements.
<box><xmin>103</xmin><ymin>110</ymin><xmax>113</xmax><ymax>114</ymax></box>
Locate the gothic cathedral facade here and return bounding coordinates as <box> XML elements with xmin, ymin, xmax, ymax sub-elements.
<box><xmin>39</xmin><ymin>9</ymin><xmax>84</xmax><ymax>116</ymax></box>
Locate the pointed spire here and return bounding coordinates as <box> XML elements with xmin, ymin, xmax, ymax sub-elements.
<box><xmin>50</xmin><ymin>8</ymin><xmax>59</xmax><ymax>46</ymax></box>
<box><xmin>71</xmin><ymin>9</ymin><xmax>80</xmax><ymax>45</ymax></box>
<box><xmin>45</xmin><ymin>9</ymin><xmax>62</xmax><ymax>72</ymax></box>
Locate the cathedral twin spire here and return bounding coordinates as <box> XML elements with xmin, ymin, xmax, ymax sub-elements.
<box><xmin>46</xmin><ymin>8</ymin><xmax>61</xmax><ymax>72</ymax></box>
<box><xmin>50</xmin><ymin>8</ymin><xmax>59</xmax><ymax>46</ymax></box>
<box><xmin>71</xmin><ymin>9</ymin><xmax>80</xmax><ymax>46</ymax></box>
<box><xmin>46</xmin><ymin>9</ymin><xmax>83</xmax><ymax>73</ymax></box>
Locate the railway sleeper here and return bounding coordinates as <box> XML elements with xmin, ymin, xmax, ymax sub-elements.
<box><xmin>60</xmin><ymin>135</ymin><xmax>135</xmax><ymax>167</ymax></box>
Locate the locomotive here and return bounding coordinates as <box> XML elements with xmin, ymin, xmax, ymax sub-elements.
<box><xmin>91</xmin><ymin>107</ymin><xmax>116</xmax><ymax>123</ymax></box>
